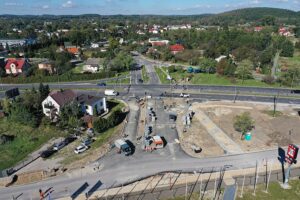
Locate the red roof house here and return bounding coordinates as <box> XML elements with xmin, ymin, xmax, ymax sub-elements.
<box><xmin>169</xmin><ymin>44</ymin><xmax>185</xmax><ymax>54</ymax></box>
<box><xmin>5</xmin><ymin>58</ymin><xmax>30</xmax><ymax>75</ymax></box>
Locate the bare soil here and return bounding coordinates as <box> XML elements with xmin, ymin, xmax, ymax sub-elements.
<box><xmin>195</xmin><ymin>101</ymin><xmax>300</xmax><ymax>152</ymax></box>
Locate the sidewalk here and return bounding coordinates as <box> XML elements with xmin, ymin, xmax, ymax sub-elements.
<box><xmin>192</xmin><ymin>109</ymin><xmax>243</xmax><ymax>154</ymax></box>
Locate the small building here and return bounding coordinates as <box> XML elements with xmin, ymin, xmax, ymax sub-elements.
<box><xmin>215</xmin><ymin>55</ymin><xmax>227</xmax><ymax>63</ymax></box>
<box><xmin>5</xmin><ymin>58</ymin><xmax>30</xmax><ymax>75</ymax></box>
<box><xmin>83</xmin><ymin>58</ymin><xmax>102</xmax><ymax>73</ymax></box>
<box><xmin>254</xmin><ymin>26</ymin><xmax>263</xmax><ymax>32</ymax></box>
<box><xmin>169</xmin><ymin>44</ymin><xmax>184</xmax><ymax>54</ymax></box>
<box><xmin>76</xmin><ymin>94</ymin><xmax>107</xmax><ymax>116</ymax></box>
<box><xmin>148</xmin><ymin>38</ymin><xmax>169</xmax><ymax>46</ymax></box>
<box><xmin>42</xmin><ymin>89</ymin><xmax>107</xmax><ymax>119</ymax></box>
<box><xmin>42</xmin><ymin>90</ymin><xmax>77</xmax><ymax>118</ymax></box>
<box><xmin>38</xmin><ymin>61</ymin><xmax>55</xmax><ymax>74</ymax></box>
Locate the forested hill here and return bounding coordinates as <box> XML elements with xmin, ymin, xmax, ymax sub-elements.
<box><xmin>0</xmin><ymin>7</ymin><xmax>300</xmax><ymax>26</ymax></box>
<box><xmin>199</xmin><ymin>7</ymin><xmax>300</xmax><ymax>25</ymax></box>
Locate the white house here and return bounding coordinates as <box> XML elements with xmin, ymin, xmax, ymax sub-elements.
<box><xmin>42</xmin><ymin>89</ymin><xmax>107</xmax><ymax>119</ymax></box>
<box><xmin>76</xmin><ymin>94</ymin><xmax>107</xmax><ymax>116</ymax></box>
<box><xmin>42</xmin><ymin>90</ymin><xmax>77</xmax><ymax>119</ymax></box>
<box><xmin>82</xmin><ymin>58</ymin><xmax>102</xmax><ymax>73</ymax></box>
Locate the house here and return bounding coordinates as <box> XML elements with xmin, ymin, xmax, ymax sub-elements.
<box><xmin>5</xmin><ymin>58</ymin><xmax>30</xmax><ymax>75</ymax></box>
<box><xmin>278</xmin><ymin>27</ymin><xmax>294</xmax><ymax>37</ymax></box>
<box><xmin>169</xmin><ymin>44</ymin><xmax>184</xmax><ymax>54</ymax></box>
<box><xmin>42</xmin><ymin>90</ymin><xmax>77</xmax><ymax>118</ymax></box>
<box><xmin>76</xmin><ymin>94</ymin><xmax>107</xmax><ymax>116</ymax></box>
<box><xmin>83</xmin><ymin>58</ymin><xmax>102</xmax><ymax>73</ymax></box>
<box><xmin>38</xmin><ymin>61</ymin><xmax>55</xmax><ymax>74</ymax></box>
<box><xmin>254</xmin><ymin>26</ymin><xmax>263</xmax><ymax>32</ymax></box>
<box><xmin>64</xmin><ymin>42</ymin><xmax>80</xmax><ymax>56</ymax></box>
<box><xmin>42</xmin><ymin>90</ymin><xmax>107</xmax><ymax>119</ymax></box>
<box><xmin>148</xmin><ymin>38</ymin><xmax>169</xmax><ymax>46</ymax></box>
<box><xmin>91</xmin><ymin>43</ymin><xmax>100</xmax><ymax>48</ymax></box>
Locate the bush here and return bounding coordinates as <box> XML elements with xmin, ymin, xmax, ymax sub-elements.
<box><xmin>262</xmin><ymin>75</ymin><xmax>275</xmax><ymax>84</ymax></box>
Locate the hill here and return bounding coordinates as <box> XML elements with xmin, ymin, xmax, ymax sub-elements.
<box><xmin>199</xmin><ymin>7</ymin><xmax>300</xmax><ymax>25</ymax></box>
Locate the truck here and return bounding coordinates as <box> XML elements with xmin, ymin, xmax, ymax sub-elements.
<box><xmin>114</xmin><ymin>139</ymin><xmax>132</xmax><ymax>156</ymax></box>
<box><xmin>104</xmin><ymin>89</ymin><xmax>118</xmax><ymax>96</ymax></box>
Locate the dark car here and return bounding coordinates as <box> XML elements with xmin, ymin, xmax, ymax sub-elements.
<box><xmin>64</xmin><ymin>136</ymin><xmax>77</xmax><ymax>144</ymax></box>
<box><xmin>40</xmin><ymin>149</ymin><xmax>56</xmax><ymax>158</ymax></box>
<box><xmin>138</xmin><ymin>79</ymin><xmax>143</xmax><ymax>83</ymax></box>
<box><xmin>97</xmin><ymin>82</ymin><xmax>106</xmax><ymax>86</ymax></box>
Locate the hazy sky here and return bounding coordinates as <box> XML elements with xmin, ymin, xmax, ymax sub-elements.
<box><xmin>1</xmin><ymin>0</ymin><xmax>300</xmax><ymax>15</ymax></box>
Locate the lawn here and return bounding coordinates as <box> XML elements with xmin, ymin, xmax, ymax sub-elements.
<box><xmin>165</xmin><ymin>180</ymin><xmax>300</xmax><ymax>200</ymax></box>
<box><xmin>236</xmin><ymin>179</ymin><xmax>300</xmax><ymax>200</ymax></box>
<box><xmin>155</xmin><ymin>66</ymin><xmax>286</xmax><ymax>88</ymax></box>
<box><xmin>0</xmin><ymin>119</ymin><xmax>67</xmax><ymax>171</ymax></box>
<box><xmin>71</xmin><ymin>64</ymin><xmax>84</xmax><ymax>74</ymax></box>
<box><xmin>142</xmin><ymin>66</ymin><xmax>150</xmax><ymax>83</ymax></box>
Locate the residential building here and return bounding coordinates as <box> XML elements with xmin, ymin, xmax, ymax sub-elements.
<box><xmin>278</xmin><ymin>27</ymin><xmax>294</xmax><ymax>37</ymax></box>
<box><xmin>148</xmin><ymin>38</ymin><xmax>169</xmax><ymax>46</ymax></box>
<box><xmin>38</xmin><ymin>61</ymin><xmax>55</xmax><ymax>74</ymax></box>
<box><xmin>0</xmin><ymin>39</ymin><xmax>26</xmax><ymax>47</ymax></box>
<box><xmin>83</xmin><ymin>58</ymin><xmax>102</xmax><ymax>73</ymax></box>
<box><xmin>169</xmin><ymin>44</ymin><xmax>185</xmax><ymax>54</ymax></box>
<box><xmin>42</xmin><ymin>90</ymin><xmax>107</xmax><ymax>119</ymax></box>
<box><xmin>254</xmin><ymin>26</ymin><xmax>263</xmax><ymax>32</ymax></box>
<box><xmin>42</xmin><ymin>90</ymin><xmax>77</xmax><ymax>118</ymax></box>
<box><xmin>76</xmin><ymin>94</ymin><xmax>107</xmax><ymax>116</ymax></box>
<box><xmin>5</xmin><ymin>58</ymin><xmax>30</xmax><ymax>75</ymax></box>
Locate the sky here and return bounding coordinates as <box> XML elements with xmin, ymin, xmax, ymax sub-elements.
<box><xmin>1</xmin><ymin>0</ymin><xmax>300</xmax><ymax>15</ymax></box>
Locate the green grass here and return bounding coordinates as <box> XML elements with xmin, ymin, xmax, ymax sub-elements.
<box><xmin>71</xmin><ymin>64</ymin><xmax>84</xmax><ymax>74</ymax></box>
<box><xmin>165</xmin><ymin>180</ymin><xmax>300</xmax><ymax>200</ymax></box>
<box><xmin>142</xmin><ymin>66</ymin><xmax>150</xmax><ymax>83</ymax></box>
<box><xmin>237</xmin><ymin>179</ymin><xmax>300</xmax><ymax>200</ymax></box>
<box><xmin>155</xmin><ymin>67</ymin><xmax>169</xmax><ymax>84</ymax></box>
<box><xmin>155</xmin><ymin>66</ymin><xmax>289</xmax><ymax>88</ymax></box>
<box><xmin>0</xmin><ymin>119</ymin><xmax>67</xmax><ymax>170</ymax></box>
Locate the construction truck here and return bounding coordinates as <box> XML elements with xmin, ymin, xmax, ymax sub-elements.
<box><xmin>114</xmin><ymin>139</ymin><xmax>132</xmax><ymax>156</ymax></box>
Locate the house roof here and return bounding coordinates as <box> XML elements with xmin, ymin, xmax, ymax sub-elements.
<box><xmin>170</xmin><ymin>44</ymin><xmax>184</xmax><ymax>52</ymax></box>
<box><xmin>67</xmin><ymin>47</ymin><xmax>79</xmax><ymax>54</ymax></box>
<box><xmin>85</xmin><ymin>58</ymin><xmax>101</xmax><ymax>66</ymax></box>
<box><xmin>50</xmin><ymin>89</ymin><xmax>77</xmax><ymax>107</ymax></box>
<box><xmin>5</xmin><ymin>58</ymin><xmax>26</xmax><ymax>70</ymax></box>
<box><xmin>76</xmin><ymin>94</ymin><xmax>103</xmax><ymax>105</ymax></box>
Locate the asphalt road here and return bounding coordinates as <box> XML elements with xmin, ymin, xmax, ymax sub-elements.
<box><xmin>0</xmin><ymin>148</ymin><xmax>280</xmax><ymax>200</ymax></box>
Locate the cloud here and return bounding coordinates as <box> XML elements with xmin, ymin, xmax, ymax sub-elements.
<box><xmin>62</xmin><ymin>1</ymin><xmax>75</xmax><ymax>8</ymax></box>
<box><xmin>4</xmin><ymin>2</ymin><xmax>23</xmax><ymax>7</ymax></box>
<box><xmin>42</xmin><ymin>5</ymin><xmax>50</xmax><ymax>9</ymax></box>
<box><xmin>250</xmin><ymin>0</ymin><xmax>261</xmax><ymax>4</ymax></box>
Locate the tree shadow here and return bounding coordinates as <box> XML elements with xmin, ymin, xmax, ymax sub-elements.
<box><xmin>278</xmin><ymin>147</ymin><xmax>286</xmax><ymax>183</ymax></box>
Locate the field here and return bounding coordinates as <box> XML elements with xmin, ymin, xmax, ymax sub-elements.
<box><xmin>0</xmin><ymin>119</ymin><xmax>67</xmax><ymax>171</ymax></box>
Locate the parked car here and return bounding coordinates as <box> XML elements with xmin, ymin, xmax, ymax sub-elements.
<box><xmin>74</xmin><ymin>145</ymin><xmax>89</xmax><ymax>154</ymax></box>
<box><xmin>180</xmin><ymin>93</ymin><xmax>190</xmax><ymax>98</ymax></box>
<box><xmin>97</xmin><ymin>82</ymin><xmax>106</xmax><ymax>86</ymax></box>
<box><xmin>81</xmin><ymin>138</ymin><xmax>93</xmax><ymax>146</ymax></box>
<box><xmin>40</xmin><ymin>149</ymin><xmax>56</xmax><ymax>158</ymax></box>
<box><xmin>87</xmin><ymin>128</ymin><xmax>94</xmax><ymax>136</ymax></box>
<box><xmin>138</xmin><ymin>79</ymin><xmax>143</xmax><ymax>83</ymax></box>
<box><xmin>64</xmin><ymin>136</ymin><xmax>77</xmax><ymax>144</ymax></box>
<box><xmin>53</xmin><ymin>141</ymin><xmax>66</xmax><ymax>151</ymax></box>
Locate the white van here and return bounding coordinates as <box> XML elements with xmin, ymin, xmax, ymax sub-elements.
<box><xmin>104</xmin><ymin>89</ymin><xmax>118</xmax><ymax>96</ymax></box>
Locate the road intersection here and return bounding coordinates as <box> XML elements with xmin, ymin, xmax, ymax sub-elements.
<box><xmin>0</xmin><ymin>55</ymin><xmax>299</xmax><ymax>199</ymax></box>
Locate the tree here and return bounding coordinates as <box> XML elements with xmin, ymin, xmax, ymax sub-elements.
<box><xmin>199</xmin><ymin>58</ymin><xmax>217</xmax><ymax>73</ymax></box>
<box><xmin>279</xmin><ymin>66</ymin><xmax>300</xmax><ymax>87</ymax></box>
<box><xmin>9</xmin><ymin>102</ymin><xmax>38</xmax><ymax>127</ymax></box>
<box><xmin>233</xmin><ymin>112</ymin><xmax>255</xmax><ymax>139</ymax></box>
<box><xmin>235</xmin><ymin>60</ymin><xmax>253</xmax><ymax>82</ymax></box>
<box><xmin>39</xmin><ymin>83</ymin><xmax>50</xmax><ymax>100</ymax></box>
<box><xmin>216</xmin><ymin>58</ymin><xmax>236</xmax><ymax>77</ymax></box>
<box><xmin>93</xmin><ymin>118</ymin><xmax>108</xmax><ymax>133</ymax></box>
<box><xmin>110</xmin><ymin>52</ymin><xmax>134</xmax><ymax>72</ymax></box>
